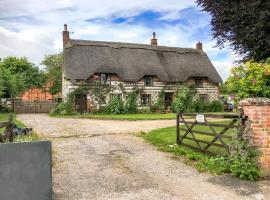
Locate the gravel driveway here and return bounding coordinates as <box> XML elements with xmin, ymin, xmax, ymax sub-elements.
<box><xmin>18</xmin><ymin>114</ymin><xmax>270</xmax><ymax>200</ymax></box>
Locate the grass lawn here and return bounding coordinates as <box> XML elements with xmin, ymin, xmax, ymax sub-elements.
<box><xmin>51</xmin><ymin>113</ymin><xmax>178</xmax><ymax>120</ymax></box>
<box><xmin>140</xmin><ymin>120</ymin><xmax>238</xmax><ymax>174</ymax></box>
<box><xmin>0</xmin><ymin>113</ymin><xmax>39</xmax><ymax>142</ymax></box>
<box><xmin>50</xmin><ymin>112</ymin><xmax>235</xmax><ymax>120</ymax></box>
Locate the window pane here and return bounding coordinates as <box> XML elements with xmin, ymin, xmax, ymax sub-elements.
<box><xmin>141</xmin><ymin>94</ymin><xmax>151</xmax><ymax>105</ymax></box>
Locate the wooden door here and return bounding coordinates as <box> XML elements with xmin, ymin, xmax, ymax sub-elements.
<box><xmin>75</xmin><ymin>94</ymin><xmax>87</xmax><ymax>114</ymax></box>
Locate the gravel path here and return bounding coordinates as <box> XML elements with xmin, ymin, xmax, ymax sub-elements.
<box><xmin>18</xmin><ymin>114</ymin><xmax>270</xmax><ymax>200</ymax></box>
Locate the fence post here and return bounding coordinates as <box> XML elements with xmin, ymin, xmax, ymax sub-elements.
<box><xmin>239</xmin><ymin>98</ymin><xmax>270</xmax><ymax>178</ymax></box>
<box><xmin>176</xmin><ymin>113</ymin><xmax>180</xmax><ymax>144</ymax></box>
<box><xmin>7</xmin><ymin>114</ymin><xmax>14</xmax><ymax>142</ymax></box>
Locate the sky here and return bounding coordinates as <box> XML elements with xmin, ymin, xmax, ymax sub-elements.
<box><xmin>0</xmin><ymin>0</ymin><xmax>239</xmax><ymax>80</ymax></box>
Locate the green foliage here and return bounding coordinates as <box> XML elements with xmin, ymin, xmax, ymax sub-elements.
<box><xmin>191</xmin><ymin>99</ymin><xmax>211</xmax><ymax>113</ymax></box>
<box><xmin>42</xmin><ymin>53</ymin><xmax>63</xmax><ymax>95</ymax></box>
<box><xmin>209</xmin><ymin>100</ymin><xmax>224</xmax><ymax>112</ymax></box>
<box><xmin>151</xmin><ymin>89</ymin><xmax>165</xmax><ymax>113</ymax></box>
<box><xmin>142</xmin><ymin>124</ymin><xmax>261</xmax><ymax>180</ymax></box>
<box><xmin>51</xmin><ymin>101</ymin><xmax>76</xmax><ymax>115</ymax></box>
<box><xmin>0</xmin><ymin>104</ymin><xmax>13</xmax><ymax>113</ymax></box>
<box><xmin>104</xmin><ymin>96</ymin><xmax>125</xmax><ymax>114</ymax></box>
<box><xmin>197</xmin><ymin>0</ymin><xmax>270</xmax><ymax>61</ymax></box>
<box><xmin>225</xmin><ymin>60</ymin><xmax>270</xmax><ymax>98</ymax></box>
<box><xmin>228</xmin><ymin>127</ymin><xmax>262</xmax><ymax>180</ymax></box>
<box><xmin>0</xmin><ymin>71</ymin><xmax>4</xmax><ymax>97</ymax></box>
<box><xmin>124</xmin><ymin>89</ymin><xmax>139</xmax><ymax>114</ymax></box>
<box><xmin>0</xmin><ymin>57</ymin><xmax>46</xmax><ymax>97</ymax></box>
<box><xmin>171</xmin><ymin>85</ymin><xmax>196</xmax><ymax>112</ymax></box>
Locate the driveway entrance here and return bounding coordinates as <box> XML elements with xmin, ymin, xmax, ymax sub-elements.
<box><xmin>17</xmin><ymin>114</ymin><xmax>270</xmax><ymax>200</ymax></box>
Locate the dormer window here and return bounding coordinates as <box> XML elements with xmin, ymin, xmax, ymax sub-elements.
<box><xmin>144</xmin><ymin>75</ymin><xmax>153</xmax><ymax>86</ymax></box>
<box><xmin>100</xmin><ymin>73</ymin><xmax>111</xmax><ymax>84</ymax></box>
<box><xmin>194</xmin><ymin>77</ymin><xmax>204</xmax><ymax>88</ymax></box>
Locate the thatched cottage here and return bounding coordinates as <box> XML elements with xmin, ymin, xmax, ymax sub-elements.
<box><xmin>62</xmin><ymin>25</ymin><xmax>222</xmax><ymax>112</ymax></box>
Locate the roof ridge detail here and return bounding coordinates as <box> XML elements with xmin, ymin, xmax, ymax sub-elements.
<box><xmin>67</xmin><ymin>39</ymin><xmax>203</xmax><ymax>54</ymax></box>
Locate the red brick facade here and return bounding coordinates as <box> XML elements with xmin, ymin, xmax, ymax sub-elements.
<box><xmin>239</xmin><ymin>98</ymin><xmax>270</xmax><ymax>177</ymax></box>
<box><xmin>21</xmin><ymin>88</ymin><xmax>53</xmax><ymax>101</ymax></box>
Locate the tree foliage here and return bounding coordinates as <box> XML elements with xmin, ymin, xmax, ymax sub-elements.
<box><xmin>42</xmin><ymin>53</ymin><xmax>63</xmax><ymax>95</ymax></box>
<box><xmin>0</xmin><ymin>57</ymin><xmax>46</xmax><ymax>98</ymax></box>
<box><xmin>197</xmin><ymin>0</ymin><xmax>270</xmax><ymax>61</ymax></box>
<box><xmin>225</xmin><ymin>59</ymin><xmax>270</xmax><ymax>98</ymax></box>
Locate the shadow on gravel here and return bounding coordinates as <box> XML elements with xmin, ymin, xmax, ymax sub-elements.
<box><xmin>207</xmin><ymin>175</ymin><xmax>265</xmax><ymax>196</ymax></box>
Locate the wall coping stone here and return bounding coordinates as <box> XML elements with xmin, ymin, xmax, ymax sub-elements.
<box><xmin>239</xmin><ymin>98</ymin><xmax>270</xmax><ymax>106</ymax></box>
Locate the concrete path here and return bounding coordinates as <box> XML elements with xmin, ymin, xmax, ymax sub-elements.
<box><xmin>18</xmin><ymin>114</ymin><xmax>270</xmax><ymax>200</ymax></box>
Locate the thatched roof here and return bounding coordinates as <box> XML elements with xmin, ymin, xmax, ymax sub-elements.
<box><xmin>64</xmin><ymin>39</ymin><xmax>222</xmax><ymax>83</ymax></box>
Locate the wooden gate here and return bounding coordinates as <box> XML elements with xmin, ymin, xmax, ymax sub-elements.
<box><xmin>13</xmin><ymin>99</ymin><xmax>57</xmax><ymax>114</ymax></box>
<box><xmin>176</xmin><ymin>112</ymin><xmax>247</xmax><ymax>154</ymax></box>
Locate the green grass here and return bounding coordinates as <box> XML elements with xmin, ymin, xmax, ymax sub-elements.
<box><xmin>51</xmin><ymin>113</ymin><xmax>178</xmax><ymax>120</ymax></box>
<box><xmin>0</xmin><ymin>113</ymin><xmax>39</xmax><ymax>142</ymax></box>
<box><xmin>140</xmin><ymin>120</ymin><xmax>238</xmax><ymax>175</ymax></box>
<box><xmin>50</xmin><ymin>112</ymin><xmax>235</xmax><ymax>121</ymax></box>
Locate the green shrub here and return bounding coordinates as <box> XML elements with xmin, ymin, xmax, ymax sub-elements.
<box><xmin>171</xmin><ymin>85</ymin><xmax>196</xmax><ymax>112</ymax></box>
<box><xmin>209</xmin><ymin>100</ymin><xmax>224</xmax><ymax>112</ymax></box>
<box><xmin>138</xmin><ymin>107</ymin><xmax>152</xmax><ymax>114</ymax></box>
<box><xmin>229</xmin><ymin>133</ymin><xmax>262</xmax><ymax>180</ymax></box>
<box><xmin>151</xmin><ymin>89</ymin><xmax>165</xmax><ymax>113</ymax></box>
<box><xmin>191</xmin><ymin>99</ymin><xmax>210</xmax><ymax>112</ymax></box>
<box><xmin>0</xmin><ymin>104</ymin><xmax>13</xmax><ymax>113</ymax></box>
<box><xmin>51</xmin><ymin>101</ymin><xmax>76</xmax><ymax>115</ymax></box>
<box><xmin>124</xmin><ymin>90</ymin><xmax>138</xmax><ymax>114</ymax></box>
<box><xmin>104</xmin><ymin>96</ymin><xmax>125</xmax><ymax>114</ymax></box>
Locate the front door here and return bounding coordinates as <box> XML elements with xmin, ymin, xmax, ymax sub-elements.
<box><xmin>75</xmin><ymin>94</ymin><xmax>87</xmax><ymax>114</ymax></box>
<box><xmin>165</xmin><ymin>93</ymin><xmax>173</xmax><ymax>107</ymax></box>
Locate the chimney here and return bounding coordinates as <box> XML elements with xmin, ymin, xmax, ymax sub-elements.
<box><xmin>63</xmin><ymin>24</ymin><xmax>70</xmax><ymax>48</ymax></box>
<box><xmin>196</xmin><ymin>41</ymin><xmax>203</xmax><ymax>50</ymax></box>
<box><xmin>151</xmin><ymin>32</ymin><xmax>158</xmax><ymax>46</ymax></box>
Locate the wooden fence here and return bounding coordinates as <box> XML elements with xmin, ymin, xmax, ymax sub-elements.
<box><xmin>13</xmin><ymin>99</ymin><xmax>57</xmax><ymax>114</ymax></box>
<box><xmin>0</xmin><ymin>115</ymin><xmax>14</xmax><ymax>143</ymax></box>
<box><xmin>176</xmin><ymin>112</ymin><xmax>247</xmax><ymax>155</ymax></box>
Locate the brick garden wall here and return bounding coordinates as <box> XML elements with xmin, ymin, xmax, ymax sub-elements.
<box><xmin>239</xmin><ymin>98</ymin><xmax>270</xmax><ymax>177</ymax></box>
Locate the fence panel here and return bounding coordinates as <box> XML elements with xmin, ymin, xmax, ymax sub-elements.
<box><xmin>13</xmin><ymin>99</ymin><xmax>57</xmax><ymax>114</ymax></box>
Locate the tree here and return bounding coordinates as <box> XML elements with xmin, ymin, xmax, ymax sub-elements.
<box><xmin>0</xmin><ymin>69</ymin><xmax>4</xmax><ymax>97</ymax></box>
<box><xmin>225</xmin><ymin>59</ymin><xmax>270</xmax><ymax>98</ymax></box>
<box><xmin>0</xmin><ymin>57</ymin><xmax>46</xmax><ymax>97</ymax></box>
<box><xmin>42</xmin><ymin>53</ymin><xmax>63</xmax><ymax>95</ymax></box>
<box><xmin>197</xmin><ymin>0</ymin><xmax>270</xmax><ymax>61</ymax></box>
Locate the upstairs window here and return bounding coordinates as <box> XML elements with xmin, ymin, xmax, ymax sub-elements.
<box><xmin>141</xmin><ymin>94</ymin><xmax>151</xmax><ymax>105</ymax></box>
<box><xmin>100</xmin><ymin>73</ymin><xmax>111</xmax><ymax>84</ymax></box>
<box><xmin>144</xmin><ymin>75</ymin><xmax>153</xmax><ymax>86</ymax></box>
<box><xmin>194</xmin><ymin>78</ymin><xmax>204</xmax><ymax>88</ymax></box>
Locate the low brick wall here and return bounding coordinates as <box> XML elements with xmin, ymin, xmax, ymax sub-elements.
<box><xmin>239</xmin><ymin>98</ymin><xmax>270</xmax><ymax>177</ymax></box>
<box><xmin>0</xmin><ymin>141</ymin><xmax>52</xmax><ymax>200</ymax></box>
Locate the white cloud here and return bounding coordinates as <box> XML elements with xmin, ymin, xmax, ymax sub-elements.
<box><xmin>0</xmin><ymin>0</ymin><xmax>237</xmax><ymax>80</ymax></box>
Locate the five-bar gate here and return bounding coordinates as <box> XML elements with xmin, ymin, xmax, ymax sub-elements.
<box><xmin>176</xmin><ymin>112</ymin><xmax>247</xmax><ymax>154</ymax></box>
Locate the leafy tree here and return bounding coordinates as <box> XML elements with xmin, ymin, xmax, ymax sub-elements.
<box><xmin>0</xmin><ymin>67</ymin><xmax>19</xmax><ymax>98</ymax></box>
<box><xmin>42</xmin><ymin>53</ymin><xmax>63</xmax><ymax>95</ymax></box>
<box><xmin>0</xmin><ymin>57</ymin><xmax>46</xmax><ymax>97</ymax></box>
<box><xmin>0</xmin><ymin>69</ymin><xmax>4</xmax><ymax>97</ymax></box>
<box><xmin>225</xmin><ymin>59</ymin><xmax>270</xmax><ymax>98</ymax></box>
<box><xmin>197</xmin><ymin>0</ymin><xmax>270</xmax><ymax>61</ymax></box>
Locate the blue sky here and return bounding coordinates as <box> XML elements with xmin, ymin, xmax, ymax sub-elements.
<box><xmin>0</xmin><ymin>0</ymin><xmax>238</xmax><ymax>80</ymax></box>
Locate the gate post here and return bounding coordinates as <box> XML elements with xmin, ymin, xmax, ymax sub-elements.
<box><xmin>239</xmin><ymin>98</ymin><xmax>270</xmax><ymax>177</ymax></box>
